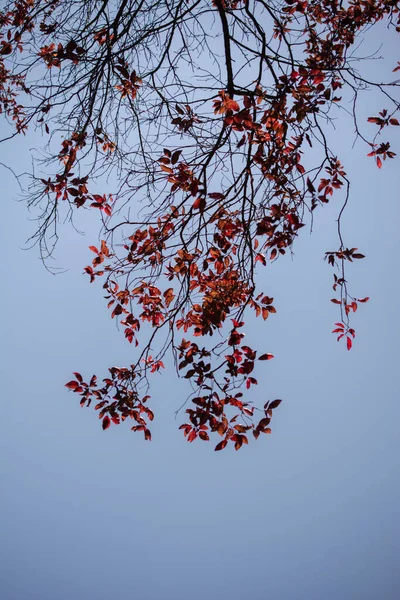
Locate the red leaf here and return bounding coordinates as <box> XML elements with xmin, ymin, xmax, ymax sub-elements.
<box><xmin>73</xmin><ymin>372</ymin><xmax>83</xmax><ymax>383</ymax></box>
<box><xmin>187</xmin><ymin>428</ymin><xmax>197</xmax><ymax>443</ymax></box>
<box><xmin>346</xmin><ymin>336</ymin><xmax>352</xmax><ymax>351</ymax></box>
<box><xmin>95</xmin><ymin>401</ymin><xmax>107</xmax><ymax>410</ymax></box>
<box><xmin>65</xmin><ymin>380</ymin><xmax>79</xmax><ymax>390</ymax></box>
<box><xmin>243</xmin><ymin>96</ymin><xmax>252</xmax><ymax>109</ymax></box>
<box><xmin>261</xmin><ymin>307</ymin><xmax>269</xmax><ymax>320</ymax></box>
<box><xmin>269</xmin><ymin>399</ymin><xmax>282</xmax><ymax>409</ymax></box>
<box><xmin>231</xmin><ymin>319</ymin><xmax>244</xmax><ymax>328</ymax></box>
<box><xmin>102</xmin><ymin>416</ymin><xmax>111</xmax><ymax>430</ymax></box>
<box><xmin>193</xmin><ymin>197</ymin><xmax>206</xmax><ymax>211</ymax></box>
<box><xmin>234</xmin><ymin>436</ymin><xmax>243</xmax><ymax>451</ymax></box>
<box><xmin>215</xmin><ymin>439</ymin><xmax>228</xmax><ymax>451</ymax></box>
<box><xmin>144</xmin><ymin>429</ymin><xmax>152</xmax><ymax>441</ymax></box>
<box><xmin>259</xmin><ymin>417</ymin><xmax>271</xmax><ymax>429</ymax></box>
<box><xmin>101</xmin><ymin>240</ymin><xmax>110</xmax><ymax>256</ymax></box>
<box><xmin>0</xmin><ymin>42</ymin><xmax>13</xmax><ymax>56</ymax></box>
<box><xmin>306</xmin><ymin>177</ymin><xmax>316</xmax><ymax>193</ymax></box>
<box><xmin>376</xmin><ymin>157</ymin><xmax>382</xmax><ymax>168</ymax></box>
<box><xmin>171</xmin><ymin>150</ymin><xmax>182</xmax><ymax>164</ymax></box>
<box><xmin>259</xmin><ymin>353</ymin><xmax>274</xmax><ymax>360</ymax></box>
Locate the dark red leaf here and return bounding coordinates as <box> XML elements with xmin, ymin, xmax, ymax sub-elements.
<box><xmin>259</xmin><ymin>353</ymin><xmax>274</xmax><ymax>360</ymax></box>
<box><xmin>65</xmin><ymin>380</ymin><xmax>79</xmax><ymax>390</ymax></box>
<box><xmin>306</xmin><ymin>177</ymin><xmax>316</xmax><ymax>193</ymax></box>
<box><xmin>269</xmin><ymin>399</ymin><xmax>282</xmax><ymax>410</ymax></box>
<box><xmin>102</xmin><ymin>416</ymin><xmax>111</xmax><ymax>430</ymax></box>
<box><xmin>171</xmin><ymin>150</ymin><xmax>182</xmax><ymax>164</ymax></box>
<box><xmin>193</xmin><ymin>197</ymin><xmax>206</xmax><ymax>211</ymax></box>
<box><xmin>215</xmin><ymin>439</ymin><xmax>228</xmax><ymax>451</ymax></box>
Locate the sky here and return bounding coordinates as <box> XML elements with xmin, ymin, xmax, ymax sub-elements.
<box><xmin>1</xmin><ymin>21</ymin><xmax>400</xmax><ymax>600</ymax></box>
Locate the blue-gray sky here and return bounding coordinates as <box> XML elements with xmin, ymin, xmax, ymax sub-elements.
<box><xmin>2</xmin><ymin>27</ymin><xmax>400</xmax><ymax>600</ymax></box>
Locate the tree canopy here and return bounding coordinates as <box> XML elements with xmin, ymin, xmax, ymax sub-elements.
<box><xmin>1</xmin><ymin>0</ymin><xmax>399</xmax><ymax>450</ymax></box>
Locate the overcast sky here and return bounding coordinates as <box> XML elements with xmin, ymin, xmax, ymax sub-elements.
<box><xmin>2</xmin><ymin>20</ymin><xmax>400</xmax><ymax>600</ymax></box>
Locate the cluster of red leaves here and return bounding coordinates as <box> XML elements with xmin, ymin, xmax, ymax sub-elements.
<box><xmin>40</xmin><ymin>133</ymin><xmax>113</xmax><ymax>215</ymax></box>
<box><xmin>66</xmin><ymin>320</ymin><xmax>279</xmax><ymax>451</ymax></box>
<box><xmin>65</xmin><ymin>370</ymin><xmax>153</xmax><ymax>440</ymax></box>
<box><xmin>0</xmin><ymin>2</ymin><xmax>32</xmax><ymax>133</ymax></box>
<box><xmin>74</xmin><ymin>192</ymin><xmax>283</xmax><ymax>449</ymax></box>
<box><xmin>1</xmin><ymin>0</ymin><xmax>399</xmax><ymax>450</ymax></box>
<box><xmin>38</xmin><ymin>39</ymin><xmax>85</xmax><ymax>68</ymax></box>
<box><xmin>68</xmin><ymin>77</ymin><xmax>379</xmax><ymax>446</ymax></box>
<box><xmin>175</xmin><ymin>328</ymin><xmax>279</xmax><ymax>450</ymax></box>
<box><xmin>114</xmin><ymin>60</ymin><xmax>142</xmax><ymax>100</ymax></box>
<box><xmin>171</xmin><ymin>104</ymin><xmax>202</xmax><ymax>132</ymax></box>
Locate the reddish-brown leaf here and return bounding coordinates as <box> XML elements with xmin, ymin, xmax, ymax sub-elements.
<box><xmin>215</xmin><ymin>439</ymin><xmax>228</xmax><ymax>451</ymax></box>
<box><xmin>269</xmin><ymin>399</ymin><xmax>282</xmax><ymax>410</ymax></box>
<box><xmin>102</xmin><ymin>416</ymin><xmax>111</xmax><ymax>430</ymax></box>
<box><xmin>193</xmin><ymin>197</ymin><xmax>206</xmax><ymax>211</ymax></box>
<box><xmin>187</xmin><ymin>428</ymin><xmax>197</xmax><ymax>443</ymax></box>
<box><xmin>259</xmin><ymin>353</ymin><xmax>274</xmax><ymax>360</ymax></box>
<box><xmin>65</xmin><ymin>380</ymin><xmax>79</xmax><ymax>390</ymax></box>
<box><xmin>171</xmin><ymin>150</ymin><xmax>182</xmax><ymax>164</ymax></box>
